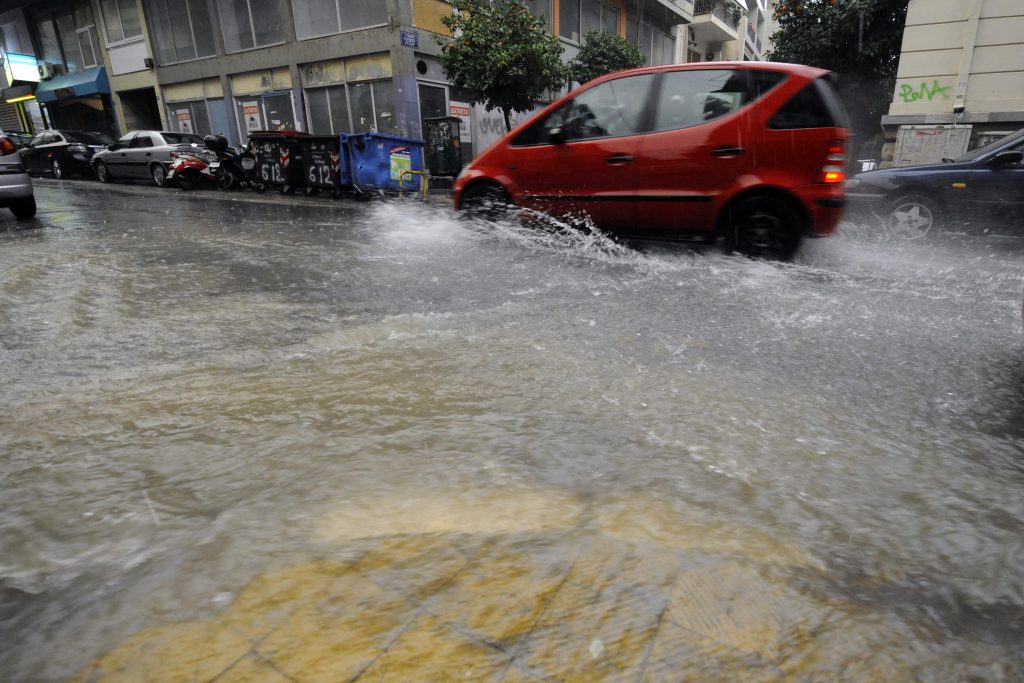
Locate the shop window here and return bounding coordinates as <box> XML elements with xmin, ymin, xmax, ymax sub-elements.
<box><xmin>235</xmin><ymin>93</ymin><xmax>296</xmax><ymax>140</ymax></box>
<box><xmin>167</xmin><ymin>101</ymin><xmax>213</xmax><ymax>136</ymax></box>
<box><xmin>99</xmin><ymin>0</ymin><xmax>142</xmax><ymax>43</ymax></box>
<box><xmin>349</xmin><ymin>80</ymin><xmax>397</xmax><ymax>135</ymax></box>
<box><xmin>218</xmin><ymin>0</ymin><xmax>285</xmax><ymax>53</ymax></box>
<box><xmin>304</xmin><ymin>85</ymin><xmax>351</xmax><ymax>135</ymax></box>
<box><xmin>292</xmin><ymin>0</ymin><xmax>387</xmax><ymax>40</ymax></box>
<box><xmin>146</xmin><ymin>0</ymin><xmax>216</xmax><ymax>65</ymax></box>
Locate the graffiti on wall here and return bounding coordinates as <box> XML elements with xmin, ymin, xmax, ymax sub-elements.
<box><xmin>898</xmin><ymin>80</ymin><xmax>952</xmax><ymax>103</ymax></box>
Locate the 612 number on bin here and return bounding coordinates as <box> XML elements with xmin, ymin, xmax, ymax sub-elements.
<box><xmin>260</xmin><ymin>165</ymin><xmax>285</xmax><ymax>184</ymax></box>
<box><xmin>308</xmin><ymin>165</ymin><xmax>333</xmax><ymax>186</ymax></box>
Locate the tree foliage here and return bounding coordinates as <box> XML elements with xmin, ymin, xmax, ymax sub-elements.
<box><xmin>439</xmin><ymin>0</ymin><xmax>565</xmax><ymax>132</ymax></box>
<box><xmin>566</xmin><ymin>30</ymin><xmax>646</xmax><ymax>86</ymax></box>
<box><xmin>767</xmin><ymin>0</ymin><xmax>909</xmax><ymax>154</ymax></box>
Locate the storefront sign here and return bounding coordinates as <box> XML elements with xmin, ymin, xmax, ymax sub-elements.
<box><xmin>400</xmin><ymin>30</ymin><xmax>418</xmax><ymax>49</ymax></box>
<box><xmin>176</xmin><ymin>109</ymin><xmax>193</xmax><ymax>134</ymax></box>
<box><xmin>449</xmin><ymin>101</ymin><xmax>472</xmax><ymax>144</ymax></box>
<box><xmin>1</xmin><ymin>51</ymin><xmax>40</xmax><ymax>84</ymax></box>
<box><xmin>55</xmin><ymin>87</ymin><xmax>76</xmax><ymax>100</ymax></box>
<box><xmin>242</xmin><ymin>101</ymin><xmax>262</xmax><ymax>132</ymax></box>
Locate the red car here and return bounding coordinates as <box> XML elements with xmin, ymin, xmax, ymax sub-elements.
<box><xmin>453</xmin><ymin>62</ymin><xmax>850</xmax><ymax>259</ymax></box>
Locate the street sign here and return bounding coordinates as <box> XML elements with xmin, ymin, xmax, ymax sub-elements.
<box><xmin>400</xmin><ymin>30</ymin><xmax>419</xmax><ymax>49</ymax></box>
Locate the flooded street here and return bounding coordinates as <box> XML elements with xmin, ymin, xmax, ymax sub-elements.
<box><xmin>2</xmin><ymin>181</ymin><xmax>1023</xmax><ymax>681</ymax></box>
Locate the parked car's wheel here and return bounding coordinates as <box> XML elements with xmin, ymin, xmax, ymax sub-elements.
<box><xmin>886</xmin><ymin>194</ymin><xmax>938</xmax><ymax>240</ymax></box>
<box><xmin>150</xmin><ymin>163</ymin><xmax>167</xmax><ymax>187</ymax></box>
<box><xmin>51</xmin><ymin>159</ymin><xmax>64</xmax><ymax>179</ymax></box>
<box><xmin>724</xmin><ymin>196</ymin><xmax>802</xmax><ymax>260</ymax></box>
<box><xmin>95</xmin><ymin>162</ymin><xmax>111</xmax><ymax>184</ymax></box>
<box><xmin>10</xmin><ymin>196</ymin><xmax>36</xmax><ymax>220</ymax></box>
<box><xmin>460</xmin><ymin>182</ymin><xmax>513</xmax><ymax>219</ymax></box>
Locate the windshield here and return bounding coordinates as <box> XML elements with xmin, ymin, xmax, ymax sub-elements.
<box><xmin>64</xmin><ymin>131</ymin><xmax>113</xmax><ymax>145</ymax></box>
<box><xmin>954</xmin><ymin>127</ymin><xmax>1024</xmax><ymax>162</ymax></box>
<box><xmin>162</xmin><ymin>133</ymin><xmax>204</xmax><ymax>144</ymax></box>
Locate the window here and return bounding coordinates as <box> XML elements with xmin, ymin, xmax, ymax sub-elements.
<box><xmin>162</xmin><ymin>132</ymin><xmax>205</xmax><ymax>144</ymax></box>
<box><xmin>100</xmin><ymin>0</ymin><xmax>142</xmax><ymax>43</ymax></box>
<box><xmin>131</xmin><ymin>135</ymin><xmax>153</xmax><ymax>147</ymax></box>
<box><xmin>523</xmin><ymin>0</ymin><xmax>551</xmax><ymax>30</ymax></box>
<box><xmin>654</xmin><ymin>70</ymin><xmax>743</xmax><ymax>131</ymax></box>
<box><xmin>292</xmin><ymin>0</ymin><xmax>387</xmax><ymax>40</ymax></box>
<box><xmin>35</xmin><ymin>18</ymin><xmax>62</xmax><ymax>66</ymax></box>
<box><xmin>64</xmin><ymin>131</ymin><xmax>113</xmax><ymax>145</ymax></box>
<box><xmin>654</xmin><ymin>69</ymin><xmax>783</xmax><ymax>131</ymax></box>
<box><xmin>218</xmin><ymin>0</ymin><xmax>285</xmax><ymax>52</ymax></box>
<box><xmin>54</xmin><ymin>6</ymin><xmax>99</xmax><ymax>72</ymax></box>
<box><xmin>560</xmin><ymin>1</ymin><xmax>620</xmax><ymax>42</ymax></box>
<box><xmin>167</xmin><ymin>101</ymin><xmax>212</xmax><ymax>136</ymax></box>
<box><xmin>769</xmin><ymin>79</ymin><xmax>841</xmax><ymax>130</ymax></box>
<box><xmin>349</xmin><ymin>80</ymin><xmax>397</xmax><ymax>134</ymax></box>
<box><xmin>627</xmin><ymin>15</ymin><xmax>674</xmax><ymax>66</ymax></box>
<box><xmin>512</xmin><ymin>73</ymin><xmax>655</xmax><ymax>145</ymax></box>
<box><xmin>145</xmin><ymin>0</ymin><xmax>216</xmax><ymax>64</ymax></box>
<box><xmin>305</xmin><ymin>85</ymin><xmax>352</xmax><ymax>135</ymax></box>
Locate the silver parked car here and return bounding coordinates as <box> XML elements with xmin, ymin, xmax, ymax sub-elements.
<box><xmin>0</xmin><ymin>133</ymin><xmax>35</xmax><ymax>220</ymax></box>
<box><xmin>91</xmin><ymin>130</ymin><xmax>206</xmax><ymax>186</ymax></box>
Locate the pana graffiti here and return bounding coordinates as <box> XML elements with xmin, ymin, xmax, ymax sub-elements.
<box><xmin>898</xmin><ymin>80</ymin><xmax>953</xmax><ymax>103</ymax></box>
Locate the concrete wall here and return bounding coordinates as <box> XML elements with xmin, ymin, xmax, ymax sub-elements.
<box><xmin>886</xmin><ymin>0</ymin><xmax>1024</xmax><ymax>123</ymax></box>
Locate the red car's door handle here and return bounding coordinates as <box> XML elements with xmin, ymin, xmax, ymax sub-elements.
<box><xmin>712</xmin><ymin>146</ymin><xmax>746</xmax><ymax>157</ymax></box>
<box><xmin>606</xmin><ymin>154</ymin><xmax>634</xmax><ymax>164</ymax></box>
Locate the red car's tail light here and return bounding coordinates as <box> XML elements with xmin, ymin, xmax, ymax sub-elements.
<box><xmin>820</xmin><ymin>140</ymin><xmax>847</xmax><ymax>184</ymax></box>
<box><xmin>0</xmin><ymin>137</ymin><xmax>16</xmax><ymax>156</ymax></box>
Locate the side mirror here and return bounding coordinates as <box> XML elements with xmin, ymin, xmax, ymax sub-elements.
<box><xmin>547</xmin><ymin>126</ymin><xmax>567</xmax><ymax>144</ymax></box>
<box><xmin>990</xmin><ymin>150</ymin><xmax>1023</xmax><ymax>166</ymax></box>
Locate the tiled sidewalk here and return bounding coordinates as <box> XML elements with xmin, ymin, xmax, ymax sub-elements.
<box><xmin>72</xmin><ymin>495</ymin><xmax>919</xmax><ymax>682</ymax></box>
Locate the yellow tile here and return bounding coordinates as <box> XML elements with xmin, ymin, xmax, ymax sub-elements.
<box><xmin>355</xmin><ymin>614</ymin><xmax>511</xmax><ymax>682</ymax></box>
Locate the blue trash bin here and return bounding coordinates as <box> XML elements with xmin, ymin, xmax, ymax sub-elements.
<box><xmin>345</xmin><ymin>133</ymin><xmax>425</xmax><ymax>192</ymax></box>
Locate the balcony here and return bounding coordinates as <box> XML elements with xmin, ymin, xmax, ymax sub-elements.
<box><xmin>691</xmin><ymin>0</ymin><xmax>741</xmax><ymax>44</ymax></box>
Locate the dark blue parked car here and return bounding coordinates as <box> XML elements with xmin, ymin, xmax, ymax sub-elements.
<box><xmin>846</xmin><ymin>128</ymin><xmax>1024</xmax><ymax>239</ymax></box>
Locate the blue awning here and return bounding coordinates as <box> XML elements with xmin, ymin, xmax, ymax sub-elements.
<box><xmin>35</xmin><ymin>66</ymin><xmax>109</xmax><ymax>104</ymax></box>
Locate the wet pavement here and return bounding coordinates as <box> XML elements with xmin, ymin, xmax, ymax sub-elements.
<box><xmin>2</xmin><ymin>180</ymin><xmax>1023</xmax><ymax>682</ymax></box>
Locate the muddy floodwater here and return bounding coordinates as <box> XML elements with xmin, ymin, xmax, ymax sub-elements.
<box><xmin>2</xmin><ymin>182</ymin><xmax>1023</xmax><ymax>681</ymax></box>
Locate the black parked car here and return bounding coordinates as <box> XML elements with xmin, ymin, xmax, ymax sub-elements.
<box><xmin>846</xmin><ymin>127</ymin><xmax>1024</xmax><ymax>239</ymax></box>
<box><xmin>20</xmin><ymin>130</ymin><xmax>113</xmax><ymax>179</ymax></box>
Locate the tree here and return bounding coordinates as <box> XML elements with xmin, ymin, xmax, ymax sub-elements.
<box><xmin>767</xmin><ymin>0</ymin><xmax>909</xmax><ymax>156</ymax></box>
<box><xmin>566</xmin><ymin>30</ymin><xmax>646</xmax><ymax>86</ymax></box>
<box><xmin>439</xmin><ymin>0</ymin><xmax>565</xmax><ymax>133</ymax></box>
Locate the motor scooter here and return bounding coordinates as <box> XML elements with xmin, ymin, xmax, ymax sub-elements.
<box><xmin>166</xmin><ymin>149</ymin><xmax>217</xmax><ymax>191</ymax></box>
<box><xmin>203</xmin><ymin>134</ymin><xmax>267</xmax><ymax>192</ymax></box>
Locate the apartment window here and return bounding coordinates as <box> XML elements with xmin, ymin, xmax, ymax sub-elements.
<box><xmin>35</xmin><ymin>18</ymin><xmax>63</xmax><ymax>65</ymax></box>
<box><xmin>292</xmin><ymin>0</ymin><xmax>387</xmax><ymax>40</ymax></box>
<box><xmin>218</xmin><ymin>0</ymin><xmax>285</xmax><ymax>52</ymax></box>
<box><xmin>560</xmin><ymin>1</ymin><xmax>620</xmax><ymax>42</ymax></box>
<box><xmin>99</xmin><ymin>0</ymin><xmax>142</xmax><ymax>43</ymax></box>
<box><xmin>627</xmin><ymin>15</ymin><xmax>673</xmax><ymax>66</ymax></box>
<box><xmin>54</xmin><ymin>6</ymin><xmax>100</xmax><ymax>73</ymax></box>
<box><xmin>145</xmin><ymin>0</ymin><xmax>216</xmax><ymax>64</ymax></box>
<box><xmin>523</xmin><ymin>0</ymin><xmax>551</xmax><ymax>30</ymax></box>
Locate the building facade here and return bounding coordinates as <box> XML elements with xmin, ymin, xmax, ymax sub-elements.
<box><xmin>880</xmin><ymin>0</ymin><xmax>1024</xmax><ymax>165</ymax></box>
<box><xmin>4</xmin><ymin>1</ymin><xmax>697</xmax><ymax>161</ymax></box>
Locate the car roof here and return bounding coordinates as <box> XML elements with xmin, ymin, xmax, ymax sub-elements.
<box><xmin>586</xmin><ymin>60</ymin><xmax>831</xmax><ymax>87</ymax></box>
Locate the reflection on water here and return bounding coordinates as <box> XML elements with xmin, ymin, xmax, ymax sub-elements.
<box><xmin>1</xmin><ymin>186</ymin><xmax>1023</xmax><ymax>681</ymax></box>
